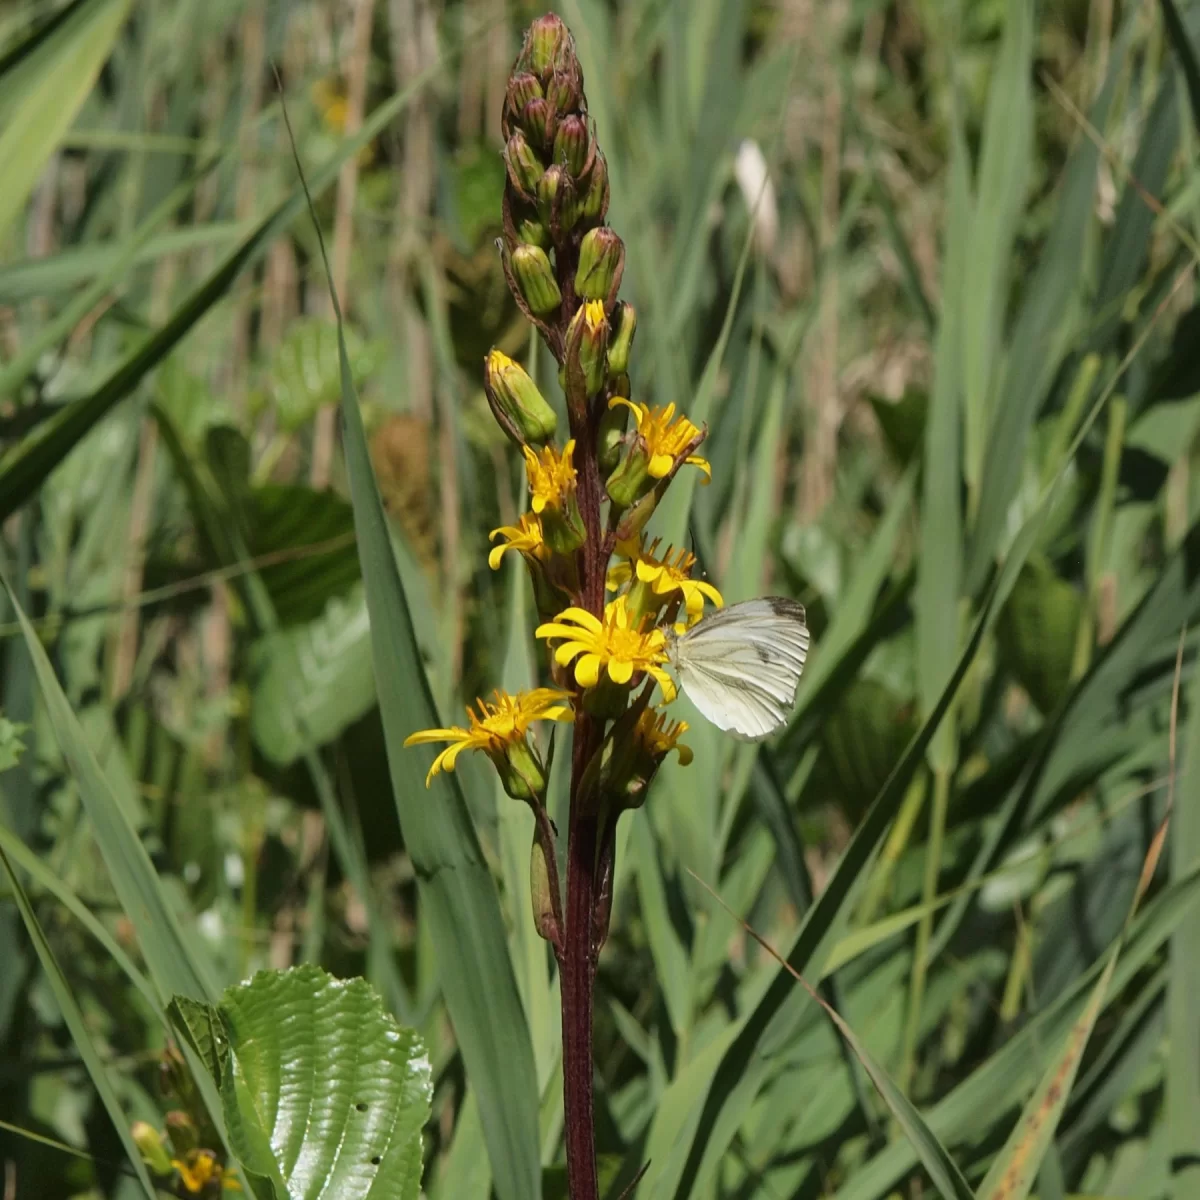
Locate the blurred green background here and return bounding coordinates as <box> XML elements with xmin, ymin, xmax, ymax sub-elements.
<box><xmin>3</xmin><ymin>0</ymin><xmax>1200</xmax><ymax>1196</ymax></box>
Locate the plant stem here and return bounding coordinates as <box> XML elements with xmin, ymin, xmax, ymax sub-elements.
<box><xmin>562</xmin><ymin>791</ymin><xmax>600</xmax><ymax>1199</ymax></box>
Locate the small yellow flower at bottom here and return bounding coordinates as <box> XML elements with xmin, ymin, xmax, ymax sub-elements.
<box><xmin>634</xmin><ymin>708</ymin><xmax>693</xmax><ymax>767</ymax></box>
<box><xmin>536</xmin><ymin>596</ymin><xmax>676</xmax><ymax>699</ymax></box>
<box><xmin>608</xmin><ymin>398</ymin><xmax>710</xmax><ymax>481</ymax></box>
<box><xmin>608</xmin><ymin>535</ymin><xmax>723</xmax><ymax>623</ymax></box>
<box><xmin>404</xmin><ymin>688</ymin><xmax>572</xmax><ymax>787</ymax></box>
<box><xmin>172</xmin><ymin>1149</ymin><xmax>240</xmax><ymax>1193</ymax></box>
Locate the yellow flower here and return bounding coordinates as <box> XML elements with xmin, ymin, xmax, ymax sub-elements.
<box><xmin>489</xmin><ymin>512</ymin><xmax>546</xmax><ymax>569</ymax></box>
<box><xmin>172</xmin><ymin>1149</ymin><xmax>240</xmax><ymax>1193</ymax></box>
<box><xmin>536</xmin><ymin>596</ymin><xmax>676</xmax><ymax>698</ymax></box>
<box><xmin>634</xmin><ymin>707</ymin><xmax>693</xmax><ymax>766</ymax></box>
<box><xmin>608</xmin><ymin>398</ymin><xmax>710</xmax><ymax>481</ymax></box>
<box><xmin>524</xmin><ymin>439</ymin><xmax>577</xmax><ymax>514</ymax></box>
<box><xmin>404</xmin><ymin>689</ymin><xmax>572</xmax><ymax>787</ymax></box>
<box><xmin>608</xmin><ymin>535</ymin><xmax>723</xmax><ymax>623</ymax></box>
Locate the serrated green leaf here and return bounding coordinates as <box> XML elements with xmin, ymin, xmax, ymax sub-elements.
<box><xmin>177</xmin><ymin>966</ymin><xmax>432</xmax><ymax>1200</ymax></box>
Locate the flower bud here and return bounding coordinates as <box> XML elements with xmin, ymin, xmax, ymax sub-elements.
<box><xmin>503</xmin><ymin>73</ymin><xmax>543</xmax><ymax>133</ymax></box>
<box><xmin>511</xmin><ymin>244</ymin><xmax>562</xmax><ymax>314</ymax></box>
<box><xmin>542</xmin><ymin>502</ymin><xmax>587</xmax><ymax>555</ymax></box>
<box><xmin>525</xmin><ymin>14</ymin><xmax>571</xmax><ymax>79</ymax></box>
<box><xmin>597</xmin><ymin>401</ymin><xmax>628</xmax><ymax>473</ymax></box>
<box><xmin>516</xmin><ymin>215</ymin><xmax>549</xmax><ymax>247</ymax></box>
<box><xmin>546</xmin><ymin>67</ymin><xmax>583</xmax><ymax>115</ymax></box>
<box><xmin>530</xmin><ymin>835</ymin><xmax>559</xmax><ymax>944</ymax></box>
<box><xmin>566</xmin><ymin>300</ymin><xmax>609</xmax><ymax>397</ymax></box>
<box><xmin>608</xmin><ymin>302</ymin><xmax>637</xmax><ymax>374</ymax></box>
<box><xmin>132</xmin><ymin>1122</ymin><xmax>173</xmax><ymax>1175</ymax></box>
<box><xmin>492</xmin><ymin>736</ymin><xmax>548</xmax><ymax>802</ymax></box>
<box><xmin>485</xmin><ymin>350</ymin><xmax>557</xmax><ymax>445</ymax></box>
<box><xmin>575</xmin><ymin>227</ymin><xmax>624</xmax><ymax>301</ymax></box>
<box><xmin>578</xmin><ymin>150</ymin><xmax>609</xmax><ymax>223</ymax></box>
<box><xmin>520</xmin><ymin>98</ymin><xmax>555</xmax><ymax>148</ymax></box>
<box><xmin>553</xmin><ymin>115</ymin><xmax>590</xmax><ymax>176</ymax></box>
<box><xmin>536</xmin><ymin>164</ymin><xmax>565</xmax><ymax>226</ymax></box>
<box><xmin>606</xmin><ymin>440</ymin><xmax>651</xmax><ymax>509</ymax></box>
<box><xmin>505</xmin><ymin>130</ymin><xmax>544</xmax><ymax>197</ymax></box>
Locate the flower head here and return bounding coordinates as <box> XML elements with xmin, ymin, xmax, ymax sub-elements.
<box><xmin>536</xmin><ymin>595</ymin><xmax>676</xmax><ymax>698</ymax></box>
<box><xmin>634</xmin><ymin>707</ymin><xmax>693</xmax><ymax>767</ymax></box>
<box><xmin>608</xmin><ymin>535</ymin><xmax>723</xmax><ymax>623</ymax></box>
<box><xmin>489</xmin><ymin>513</ymin><xmax>547</xmax><ymax>570</ymax></box>
<box><xmin>404</xmin><ymin>689</ymin><xmax>572</xmax><ymax>792</ymax></box>
<box><xmin>608</xmin><ymin>398</ymin><xmax>710</xmax><ymax>481</ymax></box>
<box><xmin>524</xmin><ymin>439</ymin><xmax>577</xmax><ymax>514</ymax></box>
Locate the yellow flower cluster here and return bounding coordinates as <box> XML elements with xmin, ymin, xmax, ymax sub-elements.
<box><xmin>407</xmin><ymin>322</ymin><xmax>716</xmax><ymax>796</ymax></box>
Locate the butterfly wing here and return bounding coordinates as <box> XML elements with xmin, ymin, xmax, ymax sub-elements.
<box><xmin>668</xmin><ymin>598</ymin><xmax>809</xmax><ymax>741</ymax></box>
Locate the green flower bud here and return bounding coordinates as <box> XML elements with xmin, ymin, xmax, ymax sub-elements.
<box><xmin>485</xmin><ymin>349</ymin><xmax>557</xmax><ymax>445</ymax></box>
<box><xmin>492</xmin><ymin>736</ymin><xmax>548</xmax><ymax>802</ymax></box>
<box><xmin>132</xmin><ymin>1122</ymin><xmax>173</xmax><ymax>1175</ymax></box>
<box><xmin>575</xmin><ymin>227</ymin><xmax>624</xmax><ymax>301</ymax></box>
<box><xmin>542</xmin><ymin>501</ymin><xmax>587</xmax><ymax>555</ymax></box>
<box><xmin>608</xmin><ymin>302</ymin><xmax>637</xmax><ymax>374</ymax></box>
<box><xmin>525</xmin><ymin>14</ymin><xmax>571</xmax><ymax>79</ymax></box>
<box><xmin>503</xmin><ymin>73</ymin><xmax>543</xmax><ymax>134</ymax></box>
<box><xmin>606</xmin><ymin>440</ymin><xmax>651</xmax><ymax>509</ymax></box>
<box><xmin>536</xmin><ymin>163</ymin><xmax>564</xmax><ymax>225</ymax></box>
<box><xmin>511</xmin><ymin>244</ymin><xmax>562</xmax><ymax>314</ymax></box>
<box><xmin>578</xmin><ymin>149</ymin><xmax>609</xmax><ymax>223</ymax></box>
<box><xmin>546</xmin><ymin>67</ymin><xmax>583</xmax><ymax>115</ymax></box>
<box><xmin>566</xmin><ymin>300</ymin><xmax>609</xmax><ymax>397</ymax></box>
<box><xmin>553</xmin><ymin>115</ymin><xmax>590</xmax><ymax>176</ymax></box>
<box><xmin>505</xmin><ymin>130</ymin><xmax>544</xmax><ymax>196</ymax></box>
<box><xmin>517</xmin><ymin>215</ymin><xmax>550</xmax><ymax>247</ymax></box>
<box><xmin>597</xmin><ymin>400</ymin><xmax>628</xmax><ymax>473</ymax></box>
<box><xmin>530</xmin><ymin>835</ymin><xmax>559</xmax><ymax>944</ymax></box>
<box><xmin>520</xmin><ymin>98</ymin><xmax>555</xmax><ymax>148</ymax></box>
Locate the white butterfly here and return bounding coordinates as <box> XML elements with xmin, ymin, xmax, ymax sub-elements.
<box><xmin>664</xmin><ymin>597</ymin><xmax>809</xmax><ymax>741</ymax></box>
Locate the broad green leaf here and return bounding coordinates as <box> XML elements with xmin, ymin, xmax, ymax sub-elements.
<box><xmin>296</xmin><ymin>140</ymin><xmax>542</xmax><ymax>1198</ymax></box>
<box><xmin>171</xmin><ymin>966</ymin><xmax>432</xmax><ymax>1200</ymax></box>
<box><xmin>250</xmin><ymin>587</ymin><xmax>375</xmax><ymax>766</ymax></box>
<box><xmin>0</xmin><ymin>842</ymin><xmax>157</xmax><ymax>1198</ymax></box>
<box><xmin>0</xmin><ymin>0</ymin><xmax>132</xmax><ymax>244</ymax></box>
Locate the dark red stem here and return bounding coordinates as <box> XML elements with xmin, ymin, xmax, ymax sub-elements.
<box><xmin>559</xmin><ymin>234</ymin><xmax>607</xmax><ymax>1199</ymax></box>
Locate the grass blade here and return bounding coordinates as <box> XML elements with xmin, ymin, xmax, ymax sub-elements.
<box><xmin>0</xmin><ymin>0</ymin><xmax>132</xmax><ymax>244</ymax></box>
<box><xmin>0</xmin><ymin>573</ymin><xmax>218</xmax><ymax>1004</ymax></box>
<box><xmin>0</xmin><ymin>842</ymin><xmax>157</xmax><ymax>1197</ymax></box>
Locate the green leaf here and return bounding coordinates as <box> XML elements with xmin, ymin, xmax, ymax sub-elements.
<box><xmin>291</xmin><ymin>127</ymin><xmax>543</xmax><ymax>1199</ymax></box>
<box><xmin>250</xmin><ymin>586</ymin><xmax>376</xmax><ymax>766</ymax></box>
<box><xmin>171</xmin><ymin>966</ymin><xmax>432</xmax><ymax>1200</ymax></box>
<box><xmin>995</xmin><ymin>556</ymin><xmax>1082</xmax><ymax>715</ymax></box>
<box><xmin>260</xmin><ymin>317</ymin><xmax>384</xmax><ymax>434</ymax></box>
<box><xmin>0</xmin><ymin>0</ymin><xmax>132</xmax><ymax>244</ymax></box>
